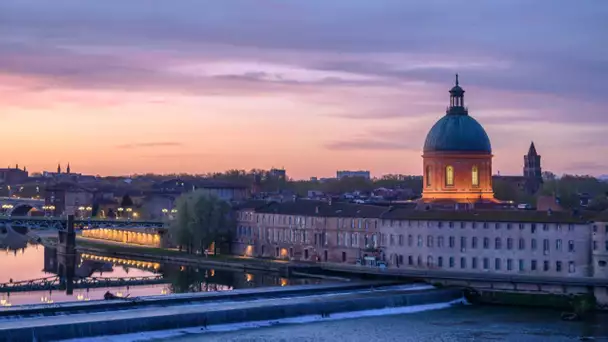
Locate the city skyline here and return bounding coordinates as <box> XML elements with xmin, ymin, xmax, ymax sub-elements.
<box><xmin>1</xmin><ymin>1</ymin><xmax>607</xmax><ymax>179</ymax></box>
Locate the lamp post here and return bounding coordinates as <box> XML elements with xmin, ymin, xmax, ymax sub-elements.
<box><xmin>49</xmin><ymin>205</ymin><xmax>55</xmax><ymax>217</ymax></box>
<box><xmin>126</xmin><ymin>207</ymin><xmax>133</xmax><ymax>220</ymax></box>
<box><xmin>117</xmin><ymin>207</ymin><xmax>124</xmax><ymax>219</ymax></box>
<box><xmin>86</xmin><ymin>206</ymin><xmax>92</xmax><ymax>218</ymax></box>
<box><xmin>170</xmin><ymin>208</ymin><xmax>177</xmax><ymax>220</ymax></box>
<box><xmin>162</xmin><ymin>208</ymin><xmax>168</xmax><ymax>218</ymax></box>
<box><xmin>43</xmin><ymin>205</ymin><xmax>56</xmax><ymax>217</ymax></box>
<box><xmin>78</xmin><ymin>206</ymin><xmax>85</xmax><ymax>219</ymax></box>
<box><xmin>1</xmin><ymin>204</ymin><xmax>13</xmax><ymax>216</ymax></box>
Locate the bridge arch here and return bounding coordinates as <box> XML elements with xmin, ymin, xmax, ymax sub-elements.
<box><xmin>10</xmin><ymin>204</ymin><xmax>35</xmax><ymax>216</ymax></box>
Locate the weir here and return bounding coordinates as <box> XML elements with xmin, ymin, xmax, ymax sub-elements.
<box><xmin>0</xmin><ymin>283</ymin><xmax>463</xmax><ymax>341</ymax></box>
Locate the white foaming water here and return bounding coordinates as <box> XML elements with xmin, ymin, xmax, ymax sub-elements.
<box><xmin>61</xmin><ymin>298</ymin><xmax>467</xmax><ymax>342</ymax></box>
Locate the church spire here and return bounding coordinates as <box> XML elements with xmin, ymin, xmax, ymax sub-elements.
<box><xmin>57</xmin><ymin>163</ymin><xmax>61</xmax><ymax>174</ymax></box>
<box><xmin>447</xmin><ymin>73</ymin><xmax>467</xmax><ymax>115</ymax></box>
<box><xmin>527</xmin><ymin>141</ymin><xmax>537</xmax><ymax>156</ymax></box>
<box><xmin>67</xmin><ymin>163</ymin><xmax>71</xmax><ymax>174</ymax></box>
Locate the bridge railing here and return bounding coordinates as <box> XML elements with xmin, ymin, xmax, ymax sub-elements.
<box><xmin>0</xmin><ymin>275</ymin><xmax>166</xmax><ymax>293</ymax></box>
<box><xmin>0</xmin><ymin>216</ymin><xmax>166</xmax><ymax>230</ymax></box>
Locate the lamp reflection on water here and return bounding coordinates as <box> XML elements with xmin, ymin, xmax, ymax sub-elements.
<box><xmin>1</xmin><ymin>294</ymin><xmax>11</xmax><ymax>307</ymax></box>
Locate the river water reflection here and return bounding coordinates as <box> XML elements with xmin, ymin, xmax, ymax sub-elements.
<box><xmin>0</xmin><ymin>231</ymin><xmax>325</xmax><ymax>306</ymax></box>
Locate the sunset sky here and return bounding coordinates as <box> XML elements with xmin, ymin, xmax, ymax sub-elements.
<box><xmin>0</xmin><ymin>1</ymin><xmax>606</xmax><ymax>179</ymax></box>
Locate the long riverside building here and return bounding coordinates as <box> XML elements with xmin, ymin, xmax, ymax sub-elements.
<box><xmin>233</xmin><ymin>200</ymin><xmax>608</xmax><ymax>282</ymax></box>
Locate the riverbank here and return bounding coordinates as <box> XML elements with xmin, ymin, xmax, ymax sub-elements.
<box><xmin>76</xmin><ymin>238</ymin><xmax>327</xmax><ymax>276</ymax></box>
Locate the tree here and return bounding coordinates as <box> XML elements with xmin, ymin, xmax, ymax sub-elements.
<box><xmin>170</xmin><ymin>191</ymin><xmax>235</xmax><ymax>255</ymax></box>
<box><xmin>588</xmin><ymin>195</ymin><xmax>608</xmax><ymax>212</ymax></box>
<box><xmin>120</xmin><ymin>194</ymin><xmax>134</xmax><ymax>208</ymax></box>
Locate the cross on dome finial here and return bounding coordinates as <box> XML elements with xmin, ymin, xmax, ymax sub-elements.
<box><xmin>455</xmin><ymin>73</ymin><xmax>459</xmax><ymax>86</ymax></box>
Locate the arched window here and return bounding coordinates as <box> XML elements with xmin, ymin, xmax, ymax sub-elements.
<box><xmin>472</xmin><ymin>165</ymin><xmax>479</xmax><ymax>186</ymax></box>
<box><xmin>425</xmin><ymin>165</ymin><xmax>432</xmax><ymax>187</ymax></box>
<box><xmin>445</xmin><ymin>165</ymin><xmax>454</xmax><ymax>186</ymax></box>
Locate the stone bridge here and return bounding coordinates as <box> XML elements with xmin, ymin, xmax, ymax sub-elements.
<box><xmin>0</xmin><ymin>197</ymin><xmax>45</xmax><ymax>216</ymax></box>
<box><xmin>0</xmin><ymin>216</ymin><xmax>165</xmax><ymax>230</ymax></box>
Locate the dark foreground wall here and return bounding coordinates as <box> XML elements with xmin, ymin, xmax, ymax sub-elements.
<box><xmin>0</xmin><ymin>288</ymin><xmax>462</xmax><ymax>342</ymax></box>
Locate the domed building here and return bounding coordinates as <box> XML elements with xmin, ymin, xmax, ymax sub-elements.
<box><xmin>421</xmin><ymin>75</ymin><xmax>496</xmax><ymax>203</ymax></box>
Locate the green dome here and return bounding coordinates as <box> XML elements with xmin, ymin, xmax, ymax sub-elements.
<box><xmin>423</xmin><ymin>114</ymin><xmax>492</xmax><ymax>153</ymax></box>
<box><xmin>423</xmin><ymin>75</ymin><xmax>491</xmax><ymax>154</ymax></box>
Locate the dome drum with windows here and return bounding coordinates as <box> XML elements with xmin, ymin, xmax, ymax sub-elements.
<box><xmin>422</xmin><ymin>75</ymin><xmax>496</xmax><ymax>203</ymax></box>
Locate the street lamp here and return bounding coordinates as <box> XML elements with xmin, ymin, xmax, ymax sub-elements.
<box><xmin>132</xmin><ymin>212</ymin><xmax>139</xmax><ymax>219</ymax></box>
<box><xmin>117</xmin><ymin>207</ymin><xmax>124</xmax><ymax>219</ymax></box>
<box><xmin>3</xmin><ymin>204</ymin><xmax>13</xmax><ymax>216</ymax></box>
<box><xmin>162</xmin><ymin>208</ymin><xmax>168</xmax><ymax>218</ymax></box>
<box><xmin>86</xmin><ymin>206</ymin><xmax>92</xmax><ymax>218</ymax></box>
<box><xmin>126</xmin><ymin>207</ymin><xmax>133</xmax><ymax>220</ymax></box>
<box><xmin>78</xmin><ymin>206</ymin><xmax>85</xmax><ymax>219</ymax></box>
<box><xmin>42</xmin><ymin>205</ymin><xmax>55</xmax><ymax>217</ymax></box>
<box><xmin>1</xmin><ymin>204</ymin><xmax>13</xmax><ymax>216</ymax></box>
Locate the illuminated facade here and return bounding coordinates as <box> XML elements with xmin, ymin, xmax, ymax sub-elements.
<box><xmin>422</xmin><ymin>75</ymin><xmax>495</xmax><ymax>203</ymax></box>
<box><xmin>82</xmin><ymin>227</ymin><xmax>166</xmax><ymax>248</ymax></box>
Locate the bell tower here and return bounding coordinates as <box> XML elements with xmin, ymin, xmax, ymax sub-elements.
<box><xmin>523</xmin><ymin>142</ymin><xmax>543</xmax><ymax>193</ymax></box>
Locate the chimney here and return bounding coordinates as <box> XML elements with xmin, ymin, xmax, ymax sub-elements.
<box><xmin>315</xmin><ymin>206</ymin><xmax>319</xmax><ymax>214</ymax></box>
<box><xmin>328</xmin><ymin>198</ymin><xmax>332</xmax><ymax>206</ymax></box>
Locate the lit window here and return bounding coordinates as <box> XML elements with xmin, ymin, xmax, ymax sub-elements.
<box><xmin>445</xmin><ymin>165</ymin><xmax>454</xmax><ymax>186</ymax></box>
<box><xmin>472</xmin><ymin>165</ymin><xmax>479</xmax><ymax>186</ymax></box>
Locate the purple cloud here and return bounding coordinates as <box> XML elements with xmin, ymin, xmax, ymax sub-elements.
<box><xmin>325</xmin><ymin>139</ymin><xmax>418</xmax><ymax>151</ymax></box>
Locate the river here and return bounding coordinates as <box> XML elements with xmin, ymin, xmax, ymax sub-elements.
<box><xmin>146</xmin><ymin>306</ymin><xmax>608</xmax><ymax>341</ymax></box>
<box><xmin>62</xmin><ymin>304</ymin><xmax>608</xmax><ymax>342</ymax></box>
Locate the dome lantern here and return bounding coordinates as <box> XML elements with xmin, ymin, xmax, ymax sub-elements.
<box><xmin>447</xmin><ymin>73</ymin><xmax>467</xmax><ymax>115</ymax></box>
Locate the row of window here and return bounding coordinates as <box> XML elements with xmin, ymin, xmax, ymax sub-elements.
<box><xmin>593</xmin><ymin>225</ymin><xmax>608</xmax><ymax>234</ymax></box>
<box><xmin>425</xmin><ymin>165</ymin><xmax>479</xmax><ymax>187</ymax></box>
<box><xmin>241</xmin><ymin>228</ymin><xmax>581</xmax><ymax>255</ymax></box>
<box><xmin>382</xmin><ymin>220</ymin><xmax>576</xmax><ymax>232</ymax></box>
<box><xmin>239</xmin><ymin>213</ymin><xmax>580</xmax><ymax>232</ymax></box>
<box><xmin>388</xmin><ymin>234</ymin><xmax>576</xmax><ymax>253</ymax></box>
<box><xmin>240</xmin><ymin>212</ymin><xmax>325</xmax><ymax>227</ymax></box>
<box><xmin>395</xmin><ymin>255</ymin><xmax>576</xmax><ymax>273</ymax></box>
<box><xmin>592</xmin><ymin>240</ymin><xmax>608</xmax><ymax>252</ymax></box>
